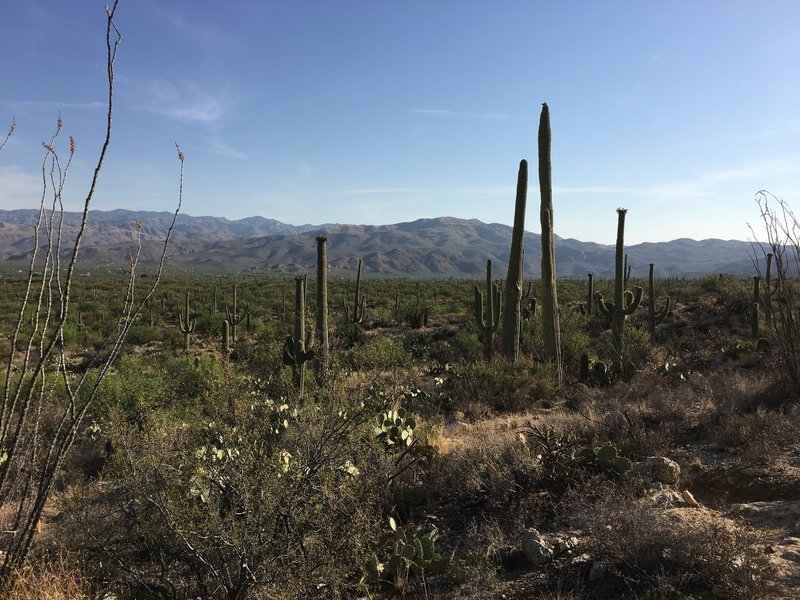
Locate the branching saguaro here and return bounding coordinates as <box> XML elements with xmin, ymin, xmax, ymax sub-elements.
<box><xmin>750</xmin><ymin>190</ymin><xmax>800</xmax><ymax>385</ymax></box>
<box><xmin>0</xmin><ymin>2</ymin><xmax>182</xmax><ymax>586</ymax></box>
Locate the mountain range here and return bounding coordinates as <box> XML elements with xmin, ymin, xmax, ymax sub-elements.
<box><xmin>0</xmin><ymin>209</ymin><xmax>758</xmax><ymax>278</ymax></box>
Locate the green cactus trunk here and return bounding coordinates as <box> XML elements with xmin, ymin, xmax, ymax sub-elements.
<box><xmin>764</xmin><ymin>252</ymin><xmax>775</xmax><ymax>324</ymax></box>
<box><xmin>752</xmin><ymin>276</ymin><xmax>760</xmax><ymax>340</ymax></box>
<box><xmin>282</xmin><ymin>276</ymin><xmax>315</xmax><ymax>398</ymax></box>
<box><xmin>315</xmin><ymin>236</ymin><xmax>329</xmax><ymax>381</ymax></box>
<box><xmin>222</xmin><ymin>319</ymin><xmax>230</xmax><ymax>354</ymax></box>
<box><xmin>586</xmin><ymin>273</ymin><xmax>594</xmax><ymax>316</ymax></box>
<box><xmin>595</xmin><ymin>208</ymin><xmax>642</xmax><ymax>373</ymax></box>
<box><xmin>538</xmin><ymin>103</ymin><xmax>562</xmax><ymax>385</ymax></box>
<box><xmin>502</xmin><ymin>160</ymin><xmax>528</xmax><ymax>361</ymax></box>
<box><xmin>293</xmin><ymin>276</ymin><xmax>306</xmax><ymax>393</ymax></box>
<box><xmin>345</xmin><ymin>258</ymin><xmax>366</xmax><ymax>324</ymax></box>
<box><xmin>474</xmin><ymin>258</ymin><xmax>501</xmax><ymax>360</ymax></box>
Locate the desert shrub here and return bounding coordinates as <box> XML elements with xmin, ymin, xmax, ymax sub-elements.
<box><xmin>449</xmin><ymin>356</ymin><xmax>555</xmax><ymax>415</ymax></box>
<box><xmin>123</xmin><ymin>323</ymin><xmax>162</xmax><ymax>346</ymax></box>
<box><xmin>710</xmin><ymin>404</ymin><xmax>800</xmax><ymax>463</ymax></box>
<box><xmin>423</xmin><ymin>428</ymin><xmax>539</xmax><ymax>527</ymax></box>
<box><xmin>452</xmin><ymin>326</ymin><xmax>482</xmax><ymax>363</ymax></box>
<box><xmin>66</xmin><ymin>390</ymin><xmax>390</xmax><ymax>599</ymax></box>
<box><xmin>92</xmin><ymin>357</ymin><xmax>173</xmax><ymax>419</ymax></box>
<box><xmin>346</xmin><ymin>337</ymin><xmax>411</xmax><ymax>371</ymax></box>
<box><xmin>566</xmin><ymin>480</ymin><xmax>774</xmax><ymax>599</ymax></box>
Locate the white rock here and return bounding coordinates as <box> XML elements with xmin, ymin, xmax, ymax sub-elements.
<box><xmin>522</xmin><ymin>529</ymin><xmax>553</xmax><ymax>566</ymax></box>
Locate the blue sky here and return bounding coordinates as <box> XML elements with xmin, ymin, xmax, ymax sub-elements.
<box><xmin>1</xmin><ymin>1</ymin><xmax>798</xmax><ymax>244</ymax></box>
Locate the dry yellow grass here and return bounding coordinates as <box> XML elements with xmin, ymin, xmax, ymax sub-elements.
<box><xmin>6</xmin><ymin>553</ymin><xmax>91</xmax><ymax>600</ymax></box>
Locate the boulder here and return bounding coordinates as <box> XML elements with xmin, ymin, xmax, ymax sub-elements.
<box><xmin>631</xmin><ymin>456</ymin><xmax>681</xmax><ymax>485</ymax></box>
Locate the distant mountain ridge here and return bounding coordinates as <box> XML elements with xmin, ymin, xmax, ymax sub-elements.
<box><xmin>0</xmin><ymin>209</ymin><xmax>756</xmax><ymax>277</ymax></box>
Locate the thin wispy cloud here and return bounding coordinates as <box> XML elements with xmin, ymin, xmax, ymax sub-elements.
<box><xmin>141</xmin><ymin>79</ymin><xmax>229</xmax><ymax>124</ymax></box>
<box><xmin>145</xmin><ymin>1</ymin><xmax>233</xmax><ymax>47</ymax></box>
<box><xmin>0</xmin><ymin>100</ymin><xmax>105</xmax><ymax>111</ymax></box>
<box><xmin>409</xmin><ymin>108</ymin><xmax>526</xmax><ymax>120</ymax></box>
<box><xmin>332</xmin><ymin>185</ymin><xmax>512</xmax><ymax>196</ymax></box>
<box><xmin>208</xmin><ymin>137</ymin><xmax>246</xmax><ymax>159</ymax></box>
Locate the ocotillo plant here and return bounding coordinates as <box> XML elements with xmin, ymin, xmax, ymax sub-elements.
<box><xmin>344</xmin><ymin>258</ymin><xmax>367</xmax><ymax>324</ymax></box>
<box><xmin>178</xmin><ymin>291</ymin><xmax>195</xmax><ymax>350</ymax></box>
<box><xmin>647</xmin><ymin>263</ymin><xmax>672</xmax><ymax>343</ymax></box>
<box><xmin>315</xmin><ymin>236</ymin><xmax>330</xmax><ymax>380</ymax></box>
<box><xmin>225</xmin><ymin>284</ymin><xmax>248</xmax><ymax>343</ymax></box>
<box><xmin>502</xmin><ymin>159</ymin><xmax>528</xmax><ymax>360</ymax></box>
<box><xmin>282</xmin><ymin>276</ymin><xmax>315</xmax><ymax>398</ymax></box>
<box><xmin>474</xmin><ymin>258</ymin><xmax>501</xmax><ymax>360</ymax></box>
<box><xmin>595</xmin><ymin>208</ymin><xmax>643</xmax><ymax>372</ymax></box>
<box><xmin>538</xmin><ymin>102</ymin><xmax>562</xmax><ymax>384</ymax></box>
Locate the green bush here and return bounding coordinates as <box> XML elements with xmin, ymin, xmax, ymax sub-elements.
<box><xmin>346</xmin><ymin>337</ymin><xmax>411</xmax><ymax>371</ymax></box>
<box><xmin>449</xmin><ymin>356</ymin><xmax>555</xmax><ymax>415</ymax></box>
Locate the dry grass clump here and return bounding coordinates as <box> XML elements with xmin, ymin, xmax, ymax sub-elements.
<box><xmin>424</xmin><ymin>421</ymin><xmax>539</xmax><ymax>521</ymax></box>
<box><xmin>566</xmin><ymin>481</ymin><xmax>775</xmax><ymax>599</ymax></box>
<box><xmin>5</xmin><ymin>553</ymin><xmax>92</xmax><ymax>600</ymax></box>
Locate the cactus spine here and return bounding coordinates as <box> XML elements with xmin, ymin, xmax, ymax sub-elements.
<box><xmin>538</xmin><ymin>103</ymin><xmax>562</xmax><ymax>384</ymax></box>
<box><xmin>315</xmin><ymin>236</ymin><xmax>330</xmax><ymax>380</ymax></box>
<box><xmin>344</xmin><ymin>258</ymin><xmax>366</xmax><ymax>324</ymax></box>
<box><xmin>177</xmin><ymin>291</ymin><xmax>195</xmax><ymax>350</ymax></box>
<box><xmin>283</xmin><ymin>276</ymin><xmax>315</xmax><ymax>397</ymax></box>
<box><xmin>225</xmin><ymin>284</ymin><xmax>248</xmax><ymax>342</ymax></box>
<box><xmin>647</xmin><ymin>263</ymin><xmax>672</xmax><ymax>343</ymax></box>
<box><xmin>501</xmin><ymin>160</ymin><xmax>528</xmax><ymax>360</ymax></box>
<box><xmin>474</xmin><ymin>259</ymin><xmax>501</xmax><ymax>360</ymax></box>
<box><xmin>595</xmin><ymin>208</ymin><xmax>642</xmax><ymax>372</ymax></box>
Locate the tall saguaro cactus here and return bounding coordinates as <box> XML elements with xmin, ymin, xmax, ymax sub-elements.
<box><xmin>538</xmin><ymin>103</ymin><xmax>562</xmax><ymax>385</ymax></box>
<box><xmin>315</xmin><ymin>236</ymin><xmax>330</xmax><ymax>380</ymax></box>
<box><xmin>177</xmin><ymin>291</ymin><xmax>195</xmax><ymax>350</ymax></box>
<box><xmin>282</xmin><ymin>276</ymin><xmax>315</xmax><ymax>397</ymax></box>
<box><xmin>474</xmin><ymin>259</ymin><xmax>501</xmax><ymax>360</ymax></box>
<box><xmin>595</xmin><ymin>208</ymin><xmax>643</xmax><ymax>372</ymax></box>
<box><xmin>344</xmin><ymin>258</ymin><xmax>367</xmax><ymax>324</ymax></box>
<box><xmin>502</xmin><ymin>160</ymin><xmax>528</xmax><ymax>360</ymax></box>
<box><xmin>225</xmin><ymin>284</ymin><xmax>248</xmax><ymax>343</ymax></box>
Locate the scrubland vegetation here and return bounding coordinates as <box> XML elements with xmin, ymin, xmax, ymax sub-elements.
<box><xmin>1</xmin><ymin>266</ymin><xmax>799</xmax><ymax>599</ymax></box>
<box><xmin>3</xmin><ymin>5</ymin><xmax>800</xmax><ymax>599</ymax></box>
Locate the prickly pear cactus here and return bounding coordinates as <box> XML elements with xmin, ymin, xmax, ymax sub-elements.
<box><xmin>374</xmin><ymin>408</ymin><xmax>416</xmax><ymax>447</ymax></box>
<box><xmin>366</xmin><ymin>518</ymin><xmax>451</xmax><ymax>583</ymax></box>
<box><xmin>574</xmin><ymin>443</ymin><xmax>631</xmax><ymax>474</ymax></box>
